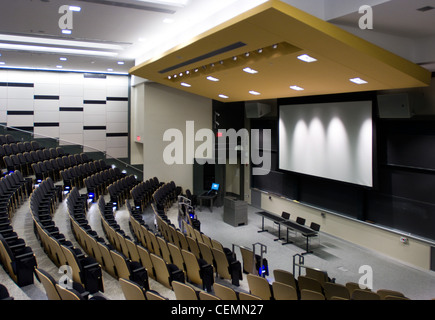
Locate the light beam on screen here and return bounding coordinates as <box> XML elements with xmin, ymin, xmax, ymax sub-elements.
<box><xmin>290</xmin><ymin>118</ymin><xmax>308</xmax><ymax>173</ymax></box>
<box><xmin>356</xmin><ymin>118</ymin><xmax>373</xmax><ymax>186</ymax></box>
<box><xmin>307</xmin><ymin>117</ymin><xmax>326</xmax><ymax>176</ymax></box>
<box><xmin>326</xmin><ymin>117</ymin><xmax>351</xmax><ymax>183</ymax></box>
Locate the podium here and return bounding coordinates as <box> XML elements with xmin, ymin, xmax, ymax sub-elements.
<box><xmin>223</xmin><ymin>196</ymin><xmax>248</xmax><ymax>227</ymax></box>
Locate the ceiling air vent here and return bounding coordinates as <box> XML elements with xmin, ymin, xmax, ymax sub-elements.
<box><xmin>417</xmin><ymin>6</ymin><xmax>434</xmax><ymax>12</ymax></box>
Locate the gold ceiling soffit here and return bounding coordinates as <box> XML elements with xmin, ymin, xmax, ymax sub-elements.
<box><xmin>129</xmin><ymin>0</ymin><xmax>432</xmax><ymax>102</ymax></box>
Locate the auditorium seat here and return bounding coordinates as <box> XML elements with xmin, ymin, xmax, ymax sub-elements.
<box><xmin>300</xmin><ymin>289</ymin><xmax>325</xmax><ymax>300</ymax></box>
<box><xmin>272</xmin><ymin>281</ymin><xmax>298</xmax><ymax>300</ymax></box>
<box><xmin>323</xmin><ymin>282</ymin><xmax>350</xmax><ymax>300</ymax></box>
<box><xmin>119</xmin><ymin>277</ymin><xmax>147</xmax><ymax>300</ymax></box>
<box><xmin>273</xmin><ymin>269</ymin><xmax>297</xmax><ymax>289</ymax></box>
<box><xmin>247</xmin><ymin>273</ymin><xmax>273</xmax><ymax>300</ymax></box>
<box><xmin>213</xmin><ymin>282</ymin><xmax>238</xmax><ymax>300</ymax></box>
<box><xmin>172</xmin><ymin>281</ymin><xmax>198</xmax><ymax>300</ymax></box>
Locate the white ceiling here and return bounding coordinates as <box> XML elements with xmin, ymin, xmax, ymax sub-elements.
<box><xmin>0</xmin><ymin>0</ymin><xmax>434</xmax><ymax>75</ymax></box>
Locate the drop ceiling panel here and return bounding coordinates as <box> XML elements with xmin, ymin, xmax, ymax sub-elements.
<box><xmin>130</xmin><ymin>0</ymin><xmax>432</xmax><ymax>102</ymax></box>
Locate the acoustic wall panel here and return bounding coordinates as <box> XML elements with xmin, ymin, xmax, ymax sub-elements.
<box><xmin>0</xmin><ymin>69</ymin><xmax>129</xmax><ymax>158</ymax></box>
<box><xmin>34</xmin><ymin>127</ymin><xmax>60</xmax><ymax>139</ymax></box>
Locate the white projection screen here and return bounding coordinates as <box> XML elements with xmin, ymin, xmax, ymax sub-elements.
<box><xmin>279</xmin><ymin>101</ymin><xmax>373</xmax><ymax>187</ymax></box>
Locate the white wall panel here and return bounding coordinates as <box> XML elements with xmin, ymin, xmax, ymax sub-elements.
<box><xmin>34</xmin><ymin>111</ymin><xmax>59</xmax><ymax>122</ymax></box>
<box><xmin>106</xmin><ymin>101</ymin><xmax>128</xmax><ymax>112</ymax></box>
<box><xmin>84</xmin><ymin>140</ymin><xmax>106</xmax><ymax>152</ymax></box>
<box><xmin>0</xmin><ymin>111</ymin><xmax>6</xmax><ymax>123</ymax></box>
<box><xmin>34</xmin><ymin>127</ymin><xmax>60</xmax><ymax>139</ymax></box>
<box><xmin>0</xmin><ymin>98</ymin><xmax>7</xmax><ymax>110</ymax></box>
<box><xmin>7</xmin><ymin>99</ymin><xmax>33</xmax><ymax>110</ymax></box>
<box><xmin>7</xmin><ymin>115</ymin><xmax>33</xmax><ymax>127</ymax></box>
<box><xmin>59</xmin><ymin>122</ymin><xmax>82</xmax><ymax>134</ymax></box>
<box><xmin>0</xmin><ymin>69</ymin><xmax>129</xmax><ymax>158</ymax></box>
<box><xmin>107</xmin><ymin>111</ymin><xmax>127</xmax><ymax>123</ymax></box>
<box><xmin>59</xmin><ymin>133</ymin><xmax>83</xmax><ymax>145</ymax></box>
<box><xmin>106</xmin><ymin>136</ymin><xmax>128</xmax><ymax>148</ymax></box>
<box><xmin>34</xmin><ymin>100</ymin><xmax>59</xmax><ymax>112</ymax></box>
<box><xmin>60</xmin><ymin>112</ymin><xmax>83</xmax><ymax>123</ymax></box>
<box><xmin>84</xmin><ymin>88</ymin><xmax>106</xmax><ymax>100</ymax></box>
<box><xmin>107</xmin><ymin>85</ymin><xmax>128</xmax><ymax>97</ymax></box>
<box><xmin>84</xmin><ymin>105</ymin><xmax>106</xmax><ymax>115</ymax></box>
<box><xmin>59</xmin><ymin>96</ymin><xmax>83</xmax><ymax>107</ymax></box>
<box><xmin>7</xmin><ymin>87</ymin><xmax>34</xmax><ymax>99</ymax></box>
<box><xmin>106</xmin><ymin>122</ymin><xmax>128</xmax><ymax>133</ymax></box>
<box><xmin>84</xmin><ymin>130</ymin><xmax>106</xmax><ymax>141</ymax></box>
<box><xmin>0</xmin><ymin>87</ymin><xmax>7</xmax><ymax>99</ymax></box>
<box><xmin>33</xmin><ymin>72</ymin><xmax>60</xmax><ymax>84</ymax></box>
<box><xmin>7</xmin><ymin>70</ymin><xmax>35</xmax><ymax>83</ymax></box>
<box><xmin>84</xmin><ymin>115</ymin><xmax>106</xmax><ymax>126</ymax></box>
<box><xmin>60</xmin><ymin>84</ymin><xmax>83</xmax><ymax>97</ymax></box>
<box><xmin>34</xmin><ymin>83</ymin><xmax>60</xmax><ymax>96</ymax></box>
<box><xmin>106</xmin><ymin>147</ymin><xmax>128</xmax><ymax>159</ymax></box>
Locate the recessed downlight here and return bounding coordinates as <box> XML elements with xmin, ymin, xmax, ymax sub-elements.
<box><xmin>249</xmin><ymin>90</ymin><xmax>261</xmax><ymax>95</ymax></box>
<box><xmin>181</xmin><ymin>82</ymin><xmax>191</xmax><ymax>87</ymax></box>
<box><xmin>62</xmin><ymin>29</ymin><xmax>72</xmax><ymax>35</ymax></box>
<box><xmin>290</xmin><ymin>85</ymin><xmax>304</xmax><ymax>91</ymax></box>
<box><xmin>297</xmin><ymin>54</ymin><xmax>317</xmax><ymax>63</ymax></box>
<box><xmin>350</xmin><ymin>77</ymin><xmax>368</xmax><ymax>84</ymax></box>
<box><xmin>243</xmin><ymin>67</ymin><xmax>258</xmax><ymax>74</ymax></box>
<box><xmin>219</xmin><ymin>94</ymin><xmax>229</xmax><ymax>99</ymax></box>
<box><xmin>207</xmin><ymin>76</ymin><xmax>219</xmax><ymax>82</ymax></box>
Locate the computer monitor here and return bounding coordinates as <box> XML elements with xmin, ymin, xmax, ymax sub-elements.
<box><xmin>211</xmin><ymin>183</ymin><xmax>219</xmax><ymax>191</ymax></box>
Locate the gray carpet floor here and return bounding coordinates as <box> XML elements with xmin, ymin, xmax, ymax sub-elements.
<box><xmin>2</xmin><ymin>186</ymin><xmax>435</xmax><ymax>300</ymax></box>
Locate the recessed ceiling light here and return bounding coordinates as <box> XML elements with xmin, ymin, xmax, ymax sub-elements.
<box><xmin>290</xmin><ymin>85</ymin><xmax>304</xmax><ymax>91</ymax></box>
<box><xmin>249</xmin><ymin>90</ymin><xmax>261</xmax><ymax>95</ymax></box>
<box><xmin>181</xmin><ymin>82</ymin><xmax>191</xmax><ymax>87</ymax></box>
<box><xmin>219</xmin><ymin>94</ymin><xmax>229</xmax><ymax>99</ymax></box>
<box><xmin>69</xmin><ymin>6</ymin><xmax>81</xmax><ymax>12</ymax></box>
<box><xmin>56</xmin><ymin>65</ymin><xmax>63</xmax><ymax>68</ymax></box>
<box><xmin>62</xmin><ymin>29</ymin><xmax>72</xmax><ymax>35</ymax></box>
<box><xmin>350</xmin><ymin>77</ymin><xmax>368</xmax><ymax>84</ymax></box>
<box><xmin>117</xmin><ymin>61</ymin><xmax>125</xmax><ymax>65</ymax></box>
<box><xmin>297</xmin><ymin>54</ymin><xmax>317</xmax><ymax>63</ymax></box>
<box><xmin>207</xmin><ymin>76</ymin><xmax>219</xmax><ymax>82</ymax></box>
<box><xmin>243</xmin><ymin>67</ymin><xmax>258</xmax><ymax>74</ymax></box>
<box><xmin>107</xmin><ymin>68</ymin><xmax>113</xmax><ymax>72</ymax></box>
<box><xmin>0</xmin><ymin>62</ymin><xmax>5</xmax><ymax>65</ymax></box>
<box><xmin>59</xmin><ymin>57</ymin><xmax>67</xmax><ymax>61</ymax></box>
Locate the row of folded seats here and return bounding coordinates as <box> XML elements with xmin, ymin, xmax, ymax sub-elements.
<box><xmin>2</xmin><ymin>147</ymin><xmax>67</xmax><ymax>177</ymax></box>
<box><xmin>29</xmin><ymin>178</ymin><xmax>104</xmax><ymax>295</ymax></box>
<box><xmin>244</xmin><ymin>268</ymin><xmax>411</xmax><ymax>300</ymax></box>
<box><xmin>107</xmin><ymin>174</ymin><xmax>138</xmax><ymax>209</ymax></box>
<box><xmin>2</xmin><ymin>146</ymin><xmax>88</xmax><ymax>179</ymax></box>
<box><xmin>0</xmin><ymin>134</ymin><xmax>17</xmax><ymax>146</ymax></box>
<box><xmin>0</xmin><ymin>141</ymin><xmax>59</xmax><ymax>173</ymax></box>
<box><xmin>130</xmin><ymin>177</ymin><xmax>165</xmax><ymax>212</ymax></box>
<box><xmin>84</xmin><ymin>167</ymin><xmax>125</xmax><ymax>203</ymax></box>
<box><xmin>152</xmin><ymin>181</ymin><xmax>182</xmax><ymax>212</ymax></box>
<box><xmin>0</xmin><ymin>171</ymin><xmax>37</xmax><ymax>287</ymax></box>
<box><xmin>59</xmin><ymin>159</ymin><xmax>112</xmax><ymax>191</ymax></box>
